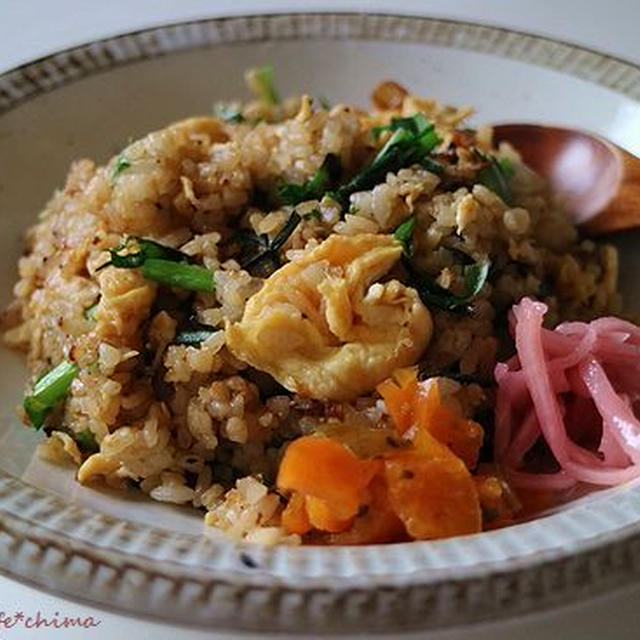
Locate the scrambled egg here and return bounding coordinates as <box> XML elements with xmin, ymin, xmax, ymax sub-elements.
<box><xmin>226</xmin><ymin>234</ymin><xmax>432</xmax><ymax>400</ymax></box>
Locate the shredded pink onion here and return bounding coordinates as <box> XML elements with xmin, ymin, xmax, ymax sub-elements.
<box><xmin>494</xmin><ymin>298</ymin><xmax>640</xmax><ymax>489</ymax></box>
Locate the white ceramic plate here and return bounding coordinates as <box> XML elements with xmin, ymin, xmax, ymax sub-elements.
<box><xmin>1</xmin><ymin>13</ymin><xmax>640</xmax><ymax>634</ymax></box>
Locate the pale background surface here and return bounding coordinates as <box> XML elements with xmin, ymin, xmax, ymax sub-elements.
<box><xmin>1</xmin><ymin>1</ymin><xmax>640</xmax><ymax>638</ymax></box>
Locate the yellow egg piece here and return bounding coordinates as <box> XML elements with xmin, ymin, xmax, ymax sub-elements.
<box><xmin>226</xmin><ymin>233</ymin><xmax>432</xmax><ymax>400</ymax></box>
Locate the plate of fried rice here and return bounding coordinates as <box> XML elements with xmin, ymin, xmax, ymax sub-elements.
<box><xmin>1</xmin><ymin>12</ymin><xmax>640</xmax><ymax>634</ymax></box>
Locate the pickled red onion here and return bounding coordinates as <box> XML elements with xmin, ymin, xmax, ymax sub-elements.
<box><xmin>494</xmin><ymin>297</ymin><xmax>640</xmax><ymax>488</ymax></box>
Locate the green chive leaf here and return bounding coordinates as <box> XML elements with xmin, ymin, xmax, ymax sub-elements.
<box><xmin>213</xmin><ymin>102</ymin><xmax>246</xmax><ymax>123</ymax></box>
<box><xmin>241</xmin><ymin>212</ymin><xmax>302</xmax><ymax>276</ymax></box>
<box><xmin>112</xmin><ymin>153</ymin><xmax>131</xmax><ymax>180</ymax></box>
<box><xmin>393</xmin><ymin>216</ymin><xmax>416</xmax><ymax>257</ymax></box>
<box><xmin>277</xmin><ymin>154</ymin><xmax>342</xmax><ymax>206</ymax></box>
<box><xmin>247</xmin><ymin>65</ymin><xmax>280</xmax><ymax>106</ymax></box>
<box><xmin>463</xmin><ymin>259</ymin><xmax>491</xmax><ymax>301</ymax></box>
<box><xmin>404</xmin><ymin>256</ymin><xmax>490</xmax><ymax>314</ymax></box>
<box><xmin>23</xmin><ymin>361</ymin><xmax>79</xmax><ymax>429</ymax></box>
<box><xmin>498</xmin><ymin>157</ymin><xmax>515</xmax><ymax>179</ymax></box>
<box><xmin>98</xmin><ymin>237</ymin><xmax>191</xmax><ymax>271</ymax></box>
<box><xmin>141</xmin><ymin>259</ymin><xmax>215</xmax><ymax>292</ymax></box>
<box><xmin>372</xmin><ymin>113</ymin><xmax>434</xmax><ymax>140</ymax></box>
<box><xmin>331</xmin><ymin>113</ymin><xmax>443</xmax><ymax>208</ymax></box>
<box><xmin>477</xmin><ymin>153</ymin><xmax>514</xmax><ymax>205</ymax></box>
<box><xmin>74</xmin><ymin>428</ymin><xmax>99</xmax><ymax>454</ymax></box>
<box><xmin>174</xmin><ymin>323</ymin><xmax>217</xmax><ymax>346</ymax></box>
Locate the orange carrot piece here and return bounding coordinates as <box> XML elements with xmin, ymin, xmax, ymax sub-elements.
<box><xmin>277</xmin><ymin>435</ymin><xmax>380</xmax><ymax>516</ymax></box>
<box><xmin>378</xmin><ymin>370</ymin><xmax>483</xmax><ymax>469</ymax></box>
<box><xmin>281</xmin><ymin>491</ymin><xmax>312</xmax><ymax>535</ymax></box>
<box><xmin>376</xmin><ymin>367</ymin><xmax>419</xmax><ymax>435</ymax></box>
<box><xmin>411</xmin><ymin>423</ymin><xmax>458</xmax><ymax>460</ymax></box>
<box><xmin>384</xmin><ymin>451</ymin><xmax>482</xmax><ymax>539</ymax></box>
<box><xmin>305</xmin><ymin>496</ymin><xmax>355</xmax><ymax>533</ymax></box>
<box><xmin>329</xmin><ymin>474</ymin><xmax>407</xmax><ymax>544</ymax></box>
<box><xmin>415</xmin><ymin>383</ymin><xmax>483</xmax><ymax>470</ymax></box>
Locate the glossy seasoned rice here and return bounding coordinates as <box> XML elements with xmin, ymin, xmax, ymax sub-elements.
<box><xmin>2</xmin><ymin>76</ymin><xmax>619</xmax><ymax>544</ymax></box>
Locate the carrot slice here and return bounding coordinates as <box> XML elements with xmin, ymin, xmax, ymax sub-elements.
<box><xmin>277</xmin><ymin>435</ymin><xmax>380</xmax><ymax>523</ymax></box>
<box><xmin>376</xmin><ymin>366</ymin><xmax>419</xmax><ymax>435</ymax></box>
<box><xmin>281</xmin><ymin>491</ymin><xmax>312</xmax><ymax>535</ymax></box>
<box><xmin>384</xmin><ymin>451</ymin><xmax>482</xmax><ymax>539</ymax></box>
<box><xmin>328</xmin><ymin>474</ymin><xmax>407</xmax><ymax>544</ymax></box>
<box><xmin>305</xmin><ymin>496</ymin><xmax>355</xmax><ymax>533</ymax></box>
<box><xmin>415</xmin><ymin>382</ymin><xmax>483</xmax><ymax>469</ymax></box>
<box><xmin>377</xmin><ymin>369</ymin><xmax>483</xmax><ymax>469</ymax></box>
<box><xmin>411</xmin><ymin>421</ymin><xmax>457</xmax><ymax>460</ymax></box>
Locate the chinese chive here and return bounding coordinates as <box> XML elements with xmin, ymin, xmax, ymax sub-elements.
<box><xmin>141</xmin><ymin>259</ymin><xmax>215</xmax><ymax>292</ymax></box>
<box><xmin>213</xmin><ymin>103</ymin><xmax>246</xmax><ymax>123</ymax></box>
<box><xmin>23</xmin><ymin>361</ymin><xmax>79</xmax><ymax>429</ymax></box>
<box><xmin>404</xmin><ymin>257</ymin><xmax>490</xmax><ymax>314</ymax></box>
<box><xmin>241</xmin><ymin>212</ymin><xmax>302</xmax><ymax>275</ymax></box>
<box><xmin>74</xmin><ymin>428</ymin><xmax>99</xmax><ymax>454</ymax></box>
<box><xmin>174</xmin><ymin>325</ymin><xmax>217</xmax><ymax>346</ymax></box>
<box><xmin>112</xmin><ymin>153</ymin><xmax>131</xmax><ymax>179</ymax></box>
<box><xmin>247</xmin><ymin>65</ymin><xmax>280</xmax><ymax>105</ymax></box>
<box><xmin>98</xmin><ymin>237</ymin><xmax>190</xmax><ymax>271</ymax></box>
<box><xmin>331</xmin><ymin>113</ymin><xmax>443</xmax><ymax>208</ymax></box>
<box><xmin>477</xmin><ymin>153</ymin><xmax>514</xmax><ymax>205</ymax></box>
<box><xmin>277</xmin><ymin>154</ymin><xmax>341</xmax><ymax>206</ymax></box>
<box><xmin>393</xmin><ymin>216</ymin><xmax>416</xmax><ymax>257</ymax></box>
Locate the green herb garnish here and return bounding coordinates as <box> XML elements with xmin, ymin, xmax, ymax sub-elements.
<box><xmin>23</xmin><ymin>361</ymin><xmax>79</xmax><ymax>429</ymax></box>
<box><xmin>498</xmin><ymin>157</ymin><xmax>515</xmax><ymax>178</ymax></box>
<box><xmin>74</xmin><ymin>428</ymin><xmax>99</xmax><ymax>454</ymax></box>
<box><xmin>99</xmin><ymin>238</ymin><xmax>214</xmax><ymax>292</ymax></box>
<box><xmin>98</xmin><ymin>237</ymin><xmax>189</xmax><ymax>271</ymax></box>
<box><xmin>393</xmin><ymin>216</ymin><xmax>416</xmax><ymax>257</ymax></box>
<box><xmin>213</xmin><ymin>103</ymin><xmax>246</xmax><ymax>123</ymax></box>
<box><xmin>404</xmin><ymin>257</ymin><xmax>490</xmax><ymax>314</ymax></box>
<box><xmin>112</xmin><ymin>153</ymin><xmax>131</xmax><ymax>179</ymax></box>
<box><xmin>84</xmin><ymin>301</ymin><xmax>99</xmax><ymax>322</ymax></box>
<box><xmin>247</xmin><ymin>65</ymin><xmax>280</xmax><ymax>105</ymax></box>
<box><xmin>242</xmin><ymin>212</ymin><xmax>302</xmax><ymax>276</ymax></box>
<box><xmin>372</xmin><ymin>114</ymin><xmax>435</xmax><ymax>139</ymax></box>
<box><xmin>175</xmin><ymin>322</ymin><xmax>217</xmax><ymax>346</ymax></box>
<box><xmin>477</xmin><ymin>153</ymin><xmax>514</xmax><ymax>205</ymax></box>
<box><xmin>331</xmin><ymin>113</ymin><xmax>443</xmax><ymax>208</ymax></box>
<box><xmin>278</xmin><ymin>154</ymin><xmax>341</xmax><ymax>206</ymax></box>
<box><xmin>141</xmin><ymin>259</ymin><xmax>215</xmax><ymax>292</ymax></box>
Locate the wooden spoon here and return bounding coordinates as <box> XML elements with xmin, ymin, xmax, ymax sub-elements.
<box><xmin>492</xmin><ymin>124</ymin><xmax>640</xmax><ymax>234</ymax></box>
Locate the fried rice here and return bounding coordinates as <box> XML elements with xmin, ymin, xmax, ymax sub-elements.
<box><xmin>2</xmin><ymin>73</ymin><xmax>620</xmax><ymax>545</ymax></box>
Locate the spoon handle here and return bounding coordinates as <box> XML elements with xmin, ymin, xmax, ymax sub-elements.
<box><xmin>584</xmin><ymin>146</ymin><xmax>640</xmax><ymax>234</ymax></box>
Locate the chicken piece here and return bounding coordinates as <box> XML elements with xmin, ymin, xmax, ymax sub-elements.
<box><xmin>226</xmin><ymin>234</ymin><xmax>432</xmax><ymax>400</ymax></box>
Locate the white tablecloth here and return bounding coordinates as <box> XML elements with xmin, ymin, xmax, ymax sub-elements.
<box><xmin>1</xmin><ymin>2</ymin><xmax>639</xmax><ymax>638</ymax></box>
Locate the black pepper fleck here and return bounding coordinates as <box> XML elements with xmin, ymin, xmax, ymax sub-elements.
<box><xmin>240</xmin><ymin>552</ymin><xmax>259</xmax><ymax>569</ymax></box>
